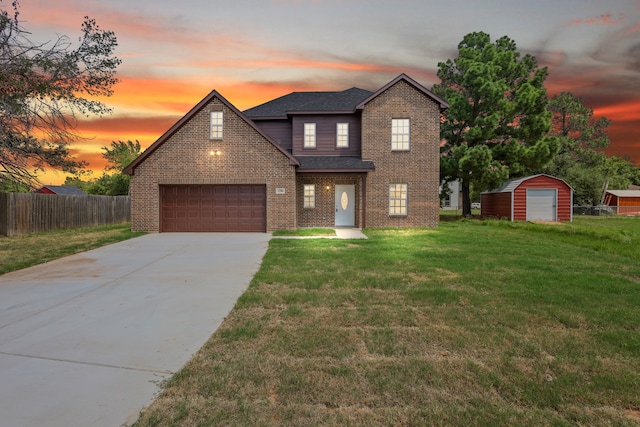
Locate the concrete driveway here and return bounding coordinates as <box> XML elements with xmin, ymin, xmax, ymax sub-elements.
<box><xmin>0</xmin><ymin>233</ymin><xmax>271</xmax><ymax>427</ymax></box>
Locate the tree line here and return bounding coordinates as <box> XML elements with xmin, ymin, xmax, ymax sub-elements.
<box><xmin>1</xmin><ymin>2</ymin><xmax>638</xmax><ymax>206</ymax></box>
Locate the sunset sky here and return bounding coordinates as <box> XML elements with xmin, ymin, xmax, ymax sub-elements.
<box><xmin>15</xmin><ymin>0</ymin><xmax>640</xmax><ymax>184</ymax></box>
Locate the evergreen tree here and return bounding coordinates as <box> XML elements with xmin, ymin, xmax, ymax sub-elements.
<box><xmin>433</xmin><ymin>32</ymin><xmax>558</xmax><ymax>215</ymax></box>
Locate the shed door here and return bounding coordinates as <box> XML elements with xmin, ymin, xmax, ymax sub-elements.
<box><xmin>526</xmin><ymin>189</ymin><xmax>556</xmax><ymax>221</ymax></box>
<box><xmin>161</xmin><ymin>185</ymin><xmax>266</xmax><ymax>232</ymax></box>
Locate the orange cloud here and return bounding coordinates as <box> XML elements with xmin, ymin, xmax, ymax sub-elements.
<box><xmin>606</xmin><ymin>121</ymin><xmax>640</xmax><ymax>165</ymax></box>
<box><xmin>100</xmin><ymin>76</ymin><xmax>211</xmax><ymax>113</ymax></box>
<box><xmin>595</xmin><ymin>101</ymin><xmax>640</xmax><ymax>122</ymax></box>
<box><xmin>77</xmin><ymin>116</ymin><xmax>179</xmax><ymax>135</ymax></box>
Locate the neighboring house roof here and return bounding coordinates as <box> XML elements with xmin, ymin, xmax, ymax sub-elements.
<box><xmin>356</xmin><ymin>73</ymin><xmax>449</xmax><ymax>112</ymax></box>
<box><xmin>123</xmin><ymin>90</ymin><xmax>299</xmax><ymax>176</ymax></box>
<box><xmin>296</xmin><ymin>156</ymin><xmax>375</xmax><ymax>172</ymax></box>
<box><xmin>36</xmin><ymin>185</ymin><xmax>87</xmax><ymax>196</ymax></box>
<box><xmin>482</xmin><ymin>174</ymin><xmax>573</xmax><ymax>194</ymax></box>
<box><xmin>243</xmin><ymin>87</ymin><xmax>373</xmax><ymax>118</ymax></box>
<box><xmin>606</xmin><ymin>190</ymin><xmax>640</xmax><ymax>197</ymax></box>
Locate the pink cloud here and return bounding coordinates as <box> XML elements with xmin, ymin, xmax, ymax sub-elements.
<box><xmin>568</xmin><ymin>13</ymin><xmax>626</xmax><ymax>26</ymax></box>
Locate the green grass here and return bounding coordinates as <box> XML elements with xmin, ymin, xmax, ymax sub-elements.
<box><xmin>0</xmin><ymin>223</ymin><xmax>145</xmax><ymax>275</ymax></box>
<box><xmin>272</xmin><ymin>227</ymin><xmax>337</xmax><ymax>236</ymax></box>
<box><xmin>7</xmin><ymin>217</ymin><xmax>636</xmax><ymax>424</ymax></box>
<box><xmin>136</xmin><ymin>216</ymin><xmax>640</xmax><ymax>426</ymax></box>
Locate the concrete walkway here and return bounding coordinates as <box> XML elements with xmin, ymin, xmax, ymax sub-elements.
<box><xmin>0</xmin><ymin>233</ymin><xmax>270</xmax><ymax>427</ymax></box>
<box><xmin>273</xmin><ymin>228</ymin><xmax>368</xmax><ymax>240</ymax></box>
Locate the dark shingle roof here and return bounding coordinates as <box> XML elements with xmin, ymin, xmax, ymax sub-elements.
<box><xmin>38</xmin><ymin>185</ymin><xmax>87</xmax><ymax>196</ymax></box>
<box><xmin>244</xmin><ymin>87</ymin><xmax>373</xmax><ymax>118</ymax></box>
<box><xmin>296</xmin><ymin>156</ymin><xmax>375</xmax><ymax>172</ymax></box>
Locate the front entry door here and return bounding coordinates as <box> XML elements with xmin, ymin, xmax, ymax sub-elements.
<box><xmin>335</xmin><ymin>185</ymin><xmax>355</xmax><ymax>226</ymax></box>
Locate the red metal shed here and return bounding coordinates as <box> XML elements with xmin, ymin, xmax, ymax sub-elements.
<box><xmin>481</xmin><ymin>174</ymin><xmax>573</xmax><ymax>222</ymax></box>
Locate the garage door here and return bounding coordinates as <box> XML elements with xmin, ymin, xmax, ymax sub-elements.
<box><xmin>161</xmin><ymin>185</ymin><xmax>266</xmax><ymax>232</ymax></box>
<box><xmin>526</xmin><ymin>189</ymin><xmax>556</xmax><ymax>221</ymax></box>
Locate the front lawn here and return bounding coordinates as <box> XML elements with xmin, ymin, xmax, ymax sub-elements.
<box><xmin>0</xmin><ymin>223</ymin><xmax>144</xmax><ymax>275</ymax></box>
<box><xmin>134</xmin><ymin>217</ymin><xmax>640</xmax><ymax>426</ymax></box>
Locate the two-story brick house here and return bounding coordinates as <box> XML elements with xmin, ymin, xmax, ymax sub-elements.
<box><xmin>123</xmin><ymin>73</ymin><xmax>448</xmax><ymax>232</ymax></box>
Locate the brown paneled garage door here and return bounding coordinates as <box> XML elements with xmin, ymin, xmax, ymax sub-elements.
<box><xmin>161</xmin><ymin>185</ymin><xmax>266</xmax><ymax>232</ymax></box>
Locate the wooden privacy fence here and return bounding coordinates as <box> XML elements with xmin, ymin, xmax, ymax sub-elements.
<box><xmin>0</xmin><ymin>193</ymin><xmax>131</xmax><ymax>236</ymax></box>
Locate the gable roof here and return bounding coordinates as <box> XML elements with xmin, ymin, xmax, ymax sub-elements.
<box><xmin>243</xmin><ymin>87</ymin><xmax>373</xmax><ymax>118</ymax></box>
<box><xmin>482</xmin><ymin>174</ymin><xmax>573</xmax><ymax>194</ymax></box>
<box><xmin>356</xmin><ymin>73</ymin><xmax>449</xmax><ymax>112</ymax></box>
<box><xmin>36</xmin><ymin>185</ymin><xmax>87</xmax><ymax>196</ymax></box>
<box><xmin>123</xmin><ymin>90</ymin><xmax>299</xmax><ymax>175</ymax></box>
<box><xmin>606</xmin><ymin>190</ymin><xmax>640</xmax><ymax>198</ymax></box>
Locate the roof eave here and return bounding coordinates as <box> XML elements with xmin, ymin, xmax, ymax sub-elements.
<box><xmin>246</xmin><ymin>115</ymin><xmax>288</xmax><ymax>120</ymax></box>
<box><xmin>287</xmin><ymin>110</ymin><xmax>358</xmax><ymax>115</ymax></box>
<box><xmin>297</xmin><ymin>168</ymin><xmax>375</xmax><ymax>173</ymax></box>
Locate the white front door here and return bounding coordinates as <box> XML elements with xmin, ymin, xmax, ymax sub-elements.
<box><xmin>335</xmin><ymin>185</ymin><xmax>355</xmax><ymax>226</ymax></box>
<box><xmin>526</xmin><ymin>189</ymin><xmax>557</xmax><ymax>221</ymax></box>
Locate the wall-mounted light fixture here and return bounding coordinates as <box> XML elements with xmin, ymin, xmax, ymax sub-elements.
<box><xmin>209</xmin><ymin>150</ymin><xmax>222</xmax><ymax>156</ymax></box>
<box><xmin>326</xmin><ymin>185</ymin><xmax>330</xmax><ymax>190</ymax></box>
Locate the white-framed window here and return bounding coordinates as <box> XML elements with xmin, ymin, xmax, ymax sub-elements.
<box><xmin>391</xmin><ymin>118</ymin><xmax>410</xmax><ymax>150</ymax></box>
<box><xmin>304</xmin><ymin>123</ymin><xmax>316</xmax><ymax>148</ymax></box>
<box><xmin>303</xmin><ymin>184</ymin><xmax>315</xmax><ymax>208</ymax></box>
<box><xmin>210</xmin><ymin>111</ymin><xmax>223</xmax><ymax>139</ymax></box>
<box><xmin>336</xmin><ymin>123</ymin><xmax>349</xmax><ymax>148</ymax></box>
<box><xmin>389</xmin><ymin>183</ymin><xmax>408</xmax><ymax>216</ymax></box>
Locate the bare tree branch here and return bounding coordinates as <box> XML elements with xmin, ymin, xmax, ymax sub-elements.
<box><xmin>0</xmin><ymin>0</ymin><xmax>121</xmax><ymax>189</ymax></box>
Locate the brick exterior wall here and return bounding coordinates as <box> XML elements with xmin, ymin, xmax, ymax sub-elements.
<box><xmin>129</xmin><ymin>97</ymin><xmax>297</xmax><ymax>232</ymax></box>
<box><xmin>361</xmin><ymin>80</ymin><xmax>441</xmax><ymax>228</ymax></box>
<box><xmin>296</xmin><ymin>174</ymin><xmax>365</xmax><ymax>228</ymax></box>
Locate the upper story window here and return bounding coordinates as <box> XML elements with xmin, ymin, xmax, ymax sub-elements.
<box><xmin>304</xmin><ymin>123</ymin><xmax>316</xmax><ymax>148</ymax></box>
<box><xmin>336</xmin><ymin>123</ymin><xmax>349</xmax><ymax>148</ymax></box>
<box><xmin>303</xmin><ymin>184</ymin><xmax>315</xmax><ymax>208</ymax></box>
<box><xmin>389</xmin><ymin>183</ymin><xmax>408</xmax><ymax>216</ymax></box>
<box><xmin>391</xmin><ymin>118</ymin><xmax>410</xmax><ymax>151</ymax></box>
<box><xmin>210</xmin><ymin>111</ymin><xmax>223</xmax><ymax>139</ymax></box>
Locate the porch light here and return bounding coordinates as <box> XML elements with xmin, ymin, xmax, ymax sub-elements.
<box><xmin>326</xmin><ymin>185</ymin><xmax>330</xmax><ymax>190</ymax></box>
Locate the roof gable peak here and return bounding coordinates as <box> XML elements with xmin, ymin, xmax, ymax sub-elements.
<box><xmin>356</xmin><ymin>73</ymin><xmax>449</xmax><ymax>111</ymax></box>
<box><xmin>123</xmin><ymin>90</ymin><xmax>298</xmax><ymax>175</ymax></box>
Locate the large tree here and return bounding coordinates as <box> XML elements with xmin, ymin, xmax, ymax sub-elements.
<box><xmin>433</xmin><ymin>32</ymin><xmax>558</xmax><ymax>216</ymax></box>
<box><xmin>0</xmin><ymin>1</ymin><xmax>121</xmax><ymax>189</ymax></box>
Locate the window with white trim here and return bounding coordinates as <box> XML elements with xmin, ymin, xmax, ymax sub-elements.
<box><xmin>304</xmin><ymin>123</ymin><xmax>316</xmax><ymax>148</ymax></box>
<box><xmin>336</xmin><ymin>123</ymin><xmax>349</xmax><ymax>148</ymax></box>
<box><xmin>210</xmin><ymin>111</ymin><xmax>223</xmax><ymax>139</ymax></box>
<box><xmin>389</xmin><ymin>183</ymin><xmax>408</xmax><ymax>216</ymax></box>
<box><xmin>303</xmin><ymin>184</ymin><xmax>315</xmax><ymax>208</ymax></box>
<box><xmin>391</xmin><ymin>118</ymin><xmax>410</xmax><ymax>150</ymax></box>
